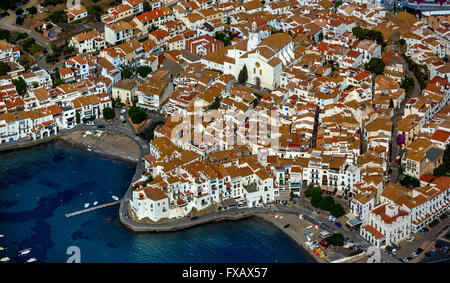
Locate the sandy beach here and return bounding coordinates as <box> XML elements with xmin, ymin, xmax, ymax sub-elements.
<box><xmin>58</xmin><ymin>131</ymin><xmax>141</xmax><ymax>163</ymax></box>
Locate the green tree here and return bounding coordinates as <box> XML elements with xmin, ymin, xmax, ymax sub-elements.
<box><xmin>0</xmin><ymin>30</ymin><xmax>12</xmax><ymax>42</ymax></box>
<box><xmin>330</xmin><ymin>203</ymin><xmax>345</xmax><ymax>217</ymax></box>
<box><xmin>304</xmin><ymin>184</ymin><xmax>322</xmax><ymax>198</ymax></box>
<box><xmin>365</xmin><ymin>57</ymin><xmax>385</xmax><ymax>75</ymax></box>
<box><xmin>121</xmin><ymin>67</ymin><xmax>133</xmax><ymax>79</ymax></box>
<box><xmin>47</xmin><ymin>10</ymin><xmax>67</xmax><ymax>23</ymax></box>
<box><xmin>14</xmin><ymin>77</ymin><xmax>27</xmax><ymax>96</ymax></box>
<box><xmin>143</xmin><ymin>1</ymin><xmax>151</xmax><ymax>12</ymax></box>
<box><xmin>433</xmin><ymin>164</ymin><xmax>447</xmax><ymax>177</ymax></box>
<box><xmin>27</xmin><ymin>7</ymin><xmax>37</xmax><ymax>14</ymax></box>
<box><xmin>325</xmin><ymin>233</ymin><xmax>344</xmax><ymax>246</ymax></box>
<box><xmin>208</xmin><ymin>97</ymin><xmax>221</xmax><ymax>110</ymax></box>
<box><xmin>87</xmin><ymin>5</ymin><xmax>103</xmax><ymax>22</ymax></box>
<box><xmin>238</xmin><ymin>65</ymin><xmax>248</xmax><ymax>84</ymax></box>
<box><xmin>311</xmin><ymin>194</ymin><xmax>323</xmax><ymax>208</ymax></box>
<box><xmin>137</xmin><ymin>66</ymin><xmax>152</xmax><ymax>78</ymax></box>
<box><xmin>76</xmin><ymin>112</ymin><xmax>81</xmax><ymax>124</ymax></box>
<box><xmin>0</xmin><ymin>61</ymin><xmax>10</xmax><ymax>76</ymax></box>
<box><xmin>128</xmin><ymin>106</ymin><xmax>147</xmax><ymax>124</ymax></box>
<box><xmin>319</xmin><ymin>195</ymin><xmax>335</xmax><ymax>211</ymax></box>
<box><xmin>102</xmin><ymin>107</ymin><xmax>115</xmax><ymax>120</ymax></box>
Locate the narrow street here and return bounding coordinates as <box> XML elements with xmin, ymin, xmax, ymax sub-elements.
<box><xmin>388</xmin><ymin>59</ymin><xmax>422</xmax><ymax>183</ymax></box>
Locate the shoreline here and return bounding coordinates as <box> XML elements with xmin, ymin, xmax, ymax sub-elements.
<box><xmin>254</xmin><ymin>214</ymin><xmax>325</xmax><ymax>263</ymax></box>
<box><xmin>0</xmin><ymin>131</ymin><xmax>139</xmax><ymax>164</ymax></box>
<box><xmin>0</xmin><ymin>132</ymin><xmax>323</xmax><ymax>263</ymax></box>
<box><xmin>56</xmin><ymin>136</ymin><xmax>138</xmax><ymax>165</ymax></box>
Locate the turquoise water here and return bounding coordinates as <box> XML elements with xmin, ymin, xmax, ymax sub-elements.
<box><xmin>0</xmin><ymin>141</ymin><xmax>311</xmax><ymax>263</ymax></box>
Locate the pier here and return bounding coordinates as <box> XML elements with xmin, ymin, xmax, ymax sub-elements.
<box><xmin>65</xmin><ymin>201</ymin><xmax>121</xmax><ymax>217</ymax></box>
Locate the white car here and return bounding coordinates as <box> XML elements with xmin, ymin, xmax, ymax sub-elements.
<box><xmin>405</xmin><ymin>236</ymin><xmax>415</xmax><ymax>242</ymax></box>
<box><xmin>86</xmin><ymin>121</ymin><xmax>95</xmax><ymax>126</ymax></box>
<box><xmin>120</xmin><ymin>109</ymin><xmax>127</xmax><ymax>114</ymax></box>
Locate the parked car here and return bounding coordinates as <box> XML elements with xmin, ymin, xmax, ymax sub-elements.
<box><xmin>405</xmin><ymin>236</ymin><xmax>415</xmax><ymax>242</ymax></box>
<box><xmin>97</xmin><ymin>125</ymin><xmax>105</xmax><ymax>129</ymax></box>
<box><xmin>422</xmin><ymin>227</ymin><xmax>429</xmax><ymax>233</ymax></box>
<box><xmin>412</xmin><ymin>248</ymin><xmax>423</xmax><ymax>257</ymax></box>
<box><xmin>284</xmin><ymin>224</ymin><xmax>290</xmax><ymax>229</ymax></box>
<box><xmin>86</xmin><ymin>121</ymin><xmax>94</xmax><ymax>126</ymax></box>
<box><xmin>392</xmin><ymin>243</ymin><xmax>401</xmax><ymax>250</ymax></box>
<box><xmin>335</xmin><ymin>222</ymin><xmax>342</xmax><ymax>228</ymax></box>
<box><xmin>328</xmin><ymin>215</ymin><xmax>336</xmax><ymax>222</ymax></box>
<box><xmin>120</xmin><ymin>109</ymin><xmax>127</xmax><ymax>114</ymax></box>
<box><xmin>190</xmin><ymin>216</ymin><xmax>199</xmax><ymax>221</ymax></box>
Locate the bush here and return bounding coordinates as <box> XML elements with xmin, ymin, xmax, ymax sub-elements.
<box><xmin>348</xmin><ymin>249</ymin><xmax>363</xmax><ymax>256</ymax></box>
<box><xmin>102</xmin><ymin>107</ymin><xmax>115</xmax><ymax>120</ymax></box>
<box><xmin>325</xmin><ymin>233</ymin><xmax>344</xmax><ymax>246</ymax></box>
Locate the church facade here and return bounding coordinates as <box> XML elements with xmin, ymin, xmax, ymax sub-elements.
<box><xmin>204</xmin><ymin>23</ymin><xmax>294</xmax><ymax>90</ymax></box>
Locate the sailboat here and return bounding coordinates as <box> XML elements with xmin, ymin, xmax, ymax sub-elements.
<box><xmin>26</xmin><ymin>258</ymin><xmax>37</xmax><ymax>263</ymax></box>
<box><xmin>93</xmin><ymin>201</ymin><xmax>98</xmax><ymax>206</ymax></box>
<box><xmin>84</xmin><ymin>203</ymin><xmax>90</xmax><ymax>208</ymax></box>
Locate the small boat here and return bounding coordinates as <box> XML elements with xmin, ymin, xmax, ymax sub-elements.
<box><xmin>84</xmin><ymin>203</ymin><xmax>90</xmax><ymax>208</ymax></box>
<box><xmin>112</xmin><ymin>196</ymin><xmax>119</xmax><ymax>201</ymax></box>
<box><xmin>26</xmin><ymin>258</ymin><xmax>37</xmax><ymax>263</ymax></box>
<box><xmin>93</xmin><ymin>201</ymin><xmax>98</xmax><ymax>206</ymax></box>
<box><xmin>87</xmin><ymin>147</ymin><xmax>92</xmax><ymax>152</ymax></box>
<box><xmin>19</xmin><ymin>248</ymin><xmax>31</xmax><ymax>256</ymax></box>
<box><xmin>0</xmin><ymin>257</ymin><xmax>9</xmax><ymax>262</ymax></box>
<box><xmin>0</xmin><ymin>235</ymin><xmax>4</xmax><ymax>238</ymax></box>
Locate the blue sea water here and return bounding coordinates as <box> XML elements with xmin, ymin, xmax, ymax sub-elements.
<box><xmin>0</xmin><ymin>141</ymin><xmax>311</xmax><ymax>263</ymax></box>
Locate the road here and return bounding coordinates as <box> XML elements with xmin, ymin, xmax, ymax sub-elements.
<box><xmin>0</xmin><ymin>1</ymin><xmax>51</xmax><ymax>52</ymax></box>
<box><xmin>388</xmin><ymin>59</ymin><xmax>422</xmax><ymax>183</ymax></box>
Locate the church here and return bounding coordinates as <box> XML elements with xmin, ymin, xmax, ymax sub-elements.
<box><xmin>203</xmin><ymin>22</ymin><xmax>295</xmax><ymax>90</ymax></box>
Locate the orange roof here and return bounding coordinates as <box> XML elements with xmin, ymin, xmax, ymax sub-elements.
<box><xmin>363</xmin><ymin>225</ymin><xmax>385</xmax><ymax>239</ymax></box>
<box><xmin>431</xmin><ymin>129</ymin><xmax>450</xmax><ymax>143</ymax></box>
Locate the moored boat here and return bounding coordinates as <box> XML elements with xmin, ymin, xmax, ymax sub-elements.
<box><xmin>18</xmin><ymin>248</ymin><xmax>31</xmax><ymax>256</ymax></box>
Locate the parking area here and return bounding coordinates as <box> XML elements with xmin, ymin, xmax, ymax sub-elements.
<box><xmin>384</xmin><ymin>213</ymin><xmax>450</xmax><ymax>262</ymax></box>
